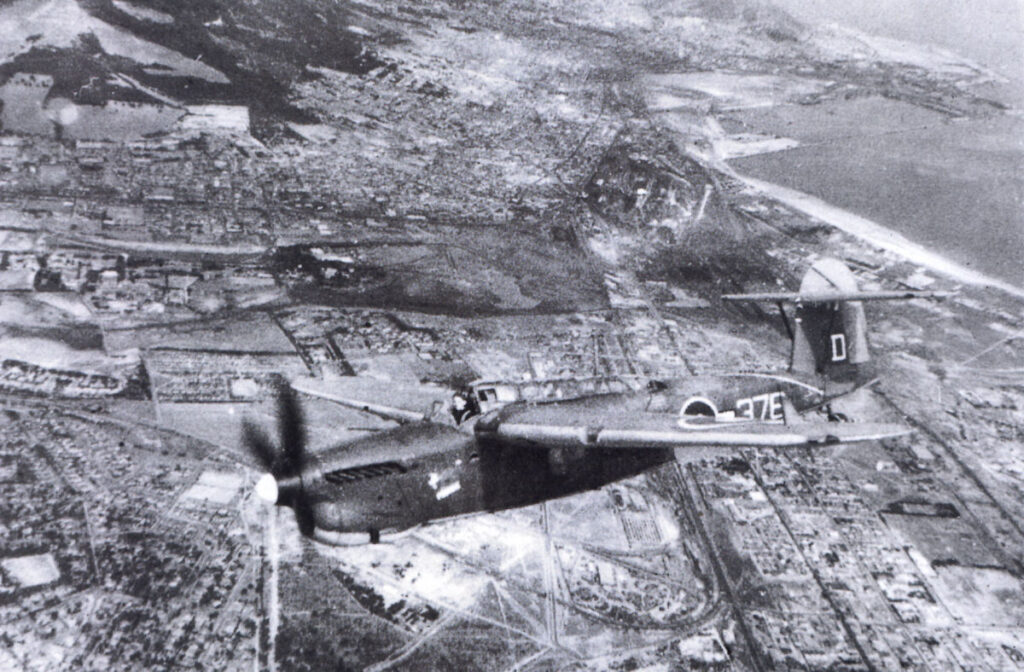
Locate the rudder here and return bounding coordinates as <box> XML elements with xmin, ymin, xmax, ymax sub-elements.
<box><xmin>790</xmin><ymin>258</ymin><xmax>871</xmax><ymax>386</ymax></box>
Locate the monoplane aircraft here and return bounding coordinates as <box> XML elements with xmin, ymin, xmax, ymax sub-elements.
<box><xmin>244</xmin><ymin>258</ymin><xmax>931</xmax><ymax>545</ymax></box>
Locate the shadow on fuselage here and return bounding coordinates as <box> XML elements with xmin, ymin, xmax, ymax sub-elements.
<box><xmin>308</xmin><ymin>421</ymin><xmax>674</xmax><ymax>537</ymax></box>
<box><xmin>476</xmin><ymin>437</ymin><xmax>673</xmax><ymax>513</ymax></box>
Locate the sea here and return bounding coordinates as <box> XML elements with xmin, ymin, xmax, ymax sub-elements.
<box><xmin>728</xmin><ymin>1</ymin><xmax>1024</xmax><ymax>288</ymax></box>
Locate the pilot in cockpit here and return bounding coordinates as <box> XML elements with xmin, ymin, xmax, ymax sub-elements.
<box><xmin>450</xmin><ymin>387</ymin><xmax>480</xmax><ymax>424</ymax></box>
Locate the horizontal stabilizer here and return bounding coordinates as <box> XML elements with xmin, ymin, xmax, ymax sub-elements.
<box><xmin>722</xmin><ymin>289</ymin><xmax>954</xmax><ymax>303</ymax></box>
<box><xmin>488</xmin><ymin>421</ymin><xmax>911</xmax><ymax>449</ymax></box>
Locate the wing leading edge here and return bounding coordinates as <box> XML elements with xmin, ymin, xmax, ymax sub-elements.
<box><xmin>481</xmin><ymin>421</ymin><xmax>911</xmax><ymax>449</ymax></box>
<box><xmin>722</xmin><ymin>290</ymin><xmax>954</xmax><ymax>303</ymax></box>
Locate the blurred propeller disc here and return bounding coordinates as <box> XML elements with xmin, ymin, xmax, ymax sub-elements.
<box><xmin>240</xmin><ymin>382</ymin><xmax>315</xmax><ymax>537</ymax></box>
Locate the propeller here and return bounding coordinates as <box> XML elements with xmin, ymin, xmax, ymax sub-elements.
<box><xmin>243</xmin><ymin>382</ymin><xmax>316</xmax><ymax>537</ymax></box>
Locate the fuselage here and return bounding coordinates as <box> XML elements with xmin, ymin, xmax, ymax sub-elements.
<box><xmin>655</xmin><ymin>371</ymin><xmax>827</xmax><ymax>423</ymax></box>
<box><xmin>303</xmin><ymin>417</ymin><xmax>673</xmax><ymax>541</ymax></box>
<box><xmin>299</xmin><ymin>371</ymin><xmax>834</xmax><ymax>541</ymax></box>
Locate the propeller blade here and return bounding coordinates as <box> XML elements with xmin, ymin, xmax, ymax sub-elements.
<box><xmin>241</xmin><ymin>420</ymin><xmax>277</xmax><ymax>471</ymax></box>
<box><xmin>276</xmin><ymin>382</ymin><xmax>306</xmax><ymax>470</ymax></box>
<box><xmin>243</xmin><ymin>383</ymin><xmax>317</xmax><ymax>538</ymax></box>
<box><xmin>294</xmin><ymin>498</ymin><xmax>316</xmax><ymax>538</ymax></box>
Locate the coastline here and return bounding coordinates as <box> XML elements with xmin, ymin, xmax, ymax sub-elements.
<box><xmin>738</xmin><ymin>174</ymin><xmax>1024</xmax><ymax>300</ymax></box>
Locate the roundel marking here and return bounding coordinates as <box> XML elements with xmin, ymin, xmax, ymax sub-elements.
<box><xmin>679</xmin><ymin>396</ymin><xmax>718</xmax><ymax>419</ymax></box>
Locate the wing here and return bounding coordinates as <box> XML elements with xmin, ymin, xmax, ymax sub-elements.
<box><xmin>722</xmin><ymin>290</ymin><xmax>954</xmax><ymax>303</ymax></box>
<box><xmin>480</xmin><ymin>419</ymin><xmax>910</xmax><ymax>449</ymax></box>
<box><xmin>290</xmin><ymin>377</ymin><xmax>435</xmax><ymax>425</ymax></box>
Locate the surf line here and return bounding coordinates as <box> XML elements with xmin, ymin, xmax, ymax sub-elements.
<box><xmin>740</xmin><ymin>175</ymin><xmax>1024</xmax><ymax>300</ymax></box>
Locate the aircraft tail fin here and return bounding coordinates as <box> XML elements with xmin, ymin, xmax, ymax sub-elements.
<box><xmin>789</xmin><ymin>258</ymin><xmax>871</xmax><ymax>387</ymax></box>
<box><xmin>723</xmin><ymin>258</ymin><xmax>952</xmax><ymax>392</ymax></box>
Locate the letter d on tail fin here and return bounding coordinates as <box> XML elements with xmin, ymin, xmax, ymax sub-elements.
<box><xmin>722</xmin><ymin>258</ymin><xmax>953</xmax><ymax>396</ymax></box>
<box><xmin>790</xmin><ymin>258</ymin><xmax>871</xmax><ymax>389</ymax></box>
